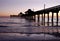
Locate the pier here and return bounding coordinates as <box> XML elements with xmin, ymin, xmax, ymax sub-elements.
<box><xmin>17</xmin><ymin>5</ymin><xmax>60</xmax><ymax>35</ymax></box>
<box><xmin>10</xmin><ymin>5</ymin><xmax>60</xmax><ymax>36</ymax></box>
<box><xmin>21</xmin><ymin>5</ymin><xmax>60</xmax><ymax>26</ymax></box>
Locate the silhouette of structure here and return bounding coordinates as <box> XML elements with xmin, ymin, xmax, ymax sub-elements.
<box><xmin>9</xmin><ymin>5</ymin><xmax>60</xmax><ymax>37</ymax></box>
<box><xmin>10</xmin><ymin>12</ymin><xmax>24</xmax><ymax>17</ymax></box>
<box><xmin>10</xmin><ymin>5</ymin><xmax>60</xmax><ymax>26</ymax></box>
<box><xmin>18</xmin><ymin>12</ymin><xmax>23</xmax><ymax>17</ymax></box>
<box><xmin>10</xmin><ymin>15</ymin><xmax>18</xmax><ymax>17</ymax></box>
<box><xmin>23</xmin><ymin>9</ymin><xmax>35</xmax><ymax>20</ymax></box>
<box><xmin>21</xmin><ymin>5</ymin><xmax>60</xmax><ymax>26</ymax></box>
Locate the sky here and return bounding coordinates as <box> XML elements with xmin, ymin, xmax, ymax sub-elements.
<box><xmin>0</xmin><ymin>0</ymin><xmax>60</xmax><ymax>16</ymax></box>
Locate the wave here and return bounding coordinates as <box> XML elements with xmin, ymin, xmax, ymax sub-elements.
<box><xmin>0</xmin><ymin>22</ymin><xmax>23</xmax><ymax>24</ymax></box>
<box><xmin>0</xmin><ymin>25</ymin><xmax>8</xmax><ymax>27</ymax></box>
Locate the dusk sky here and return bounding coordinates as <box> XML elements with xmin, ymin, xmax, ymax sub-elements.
<box><xmin>0</xmin><ymin>0</ymin><xmax>60</xmax><ymax>16</ymax></box>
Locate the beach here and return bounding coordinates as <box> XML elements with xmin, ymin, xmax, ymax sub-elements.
<box><xmin>0</xmin><ymin>17</ymin><xmax>60</xmax><ymax>41</ymax></box>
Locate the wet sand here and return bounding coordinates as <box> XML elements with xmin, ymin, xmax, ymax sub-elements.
<box><xmin>0</xmin><ymin>33</ymin><xmax>60</xmax><ymax>41</ymax></box>
<box><xmin>0</xmin><ymin>17</ymin><xmax>60</xmax><ymax>41</ymax></box>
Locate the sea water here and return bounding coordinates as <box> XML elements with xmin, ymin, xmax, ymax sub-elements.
<box><xmin>0</xmin><ymin>17</ymin><xmax>60</xmax><ymax>41</ymax></box>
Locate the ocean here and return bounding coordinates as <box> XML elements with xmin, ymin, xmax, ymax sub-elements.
<box><xmin>0</xmin><ymin>17</ymin><xmax>60</xmax><ymax>41</ymax></box>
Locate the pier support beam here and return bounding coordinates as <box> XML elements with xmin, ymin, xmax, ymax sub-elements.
<box><xmin>34</xmin><ymin>15</ymin><xmax>36</xmax><ymax>21</ymax></box>
<box><xmin>52</xmin><ymin>12</ymin><xmax>54</xmax><ymax>26</ymax></box>
<box><xmin>39</xmin><ymin>14</ymin><xmax>41</xmax><ymax>23</ymax></box>
<box><xmin>37</xmin><ymin>14</ymin><xmax>40</xmax><ymax>26</ymax></box>
<box><xmin>42</xmin><ymin>14</ymin><xmax>44</xmax><ymax>25</ymax></box>
<box><xmin>56</xmin><ymin>12</ymin><xmax>59</xmax><ymax>26</ymax></box>
<box><xmin>38</xmin><ymin>14</ymin><xmax>40</xmax><ymax>22</ymax></box>
<box><xmin>47</xmin><ymin>13</ymin><xmax>49</xmax><ymax>26</ymax></box>
<box><xmin>44</xmin><ymin>13</ymin><xmax>45</xmax><ymax>26</ymax></box>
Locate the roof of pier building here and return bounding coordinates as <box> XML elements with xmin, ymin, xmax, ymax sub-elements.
<box><xmin>25</xmin><ymin>9</ymin><xmax>34</xmax><ymax>16</ymax></box>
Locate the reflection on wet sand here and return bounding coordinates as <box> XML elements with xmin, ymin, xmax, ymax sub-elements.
<box><xmin>0</xmin><ymin>33</ymin><xmax>59</xmax><ymax>41</ymax></box>
<box><xmin>0</xmin><ymin>17</ymin><xmax>60</xmax><ymax>41</ymax></box>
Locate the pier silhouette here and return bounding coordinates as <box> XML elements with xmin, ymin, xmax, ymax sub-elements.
<box><xmin>10</xmin><ymin>5</ymin><xmax>60</xmax><ymax>37</ymax></box>
<box><xmin>21</xmin><ymin>5</ymin><xmax>60</xmax><ymax>26</ymax></box>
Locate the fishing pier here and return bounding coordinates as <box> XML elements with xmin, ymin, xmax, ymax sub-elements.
<box><xmin>22</xmin><ymin>5</ymin><xmax>60</xmax><ymax>26</ymax></box>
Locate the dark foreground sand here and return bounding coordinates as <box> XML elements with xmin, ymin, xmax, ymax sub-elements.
<box><xmin>0</xmin><ymin>39</ymin><xmax>60</xmax><ymax>41</ymax></box>
<box><xmin>0</xmin><ymin>33</ymin><xmax>60</xmax><ymax>41</ymax></box>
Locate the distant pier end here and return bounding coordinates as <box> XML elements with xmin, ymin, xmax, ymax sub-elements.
<box><xmin>10</xmin><ymin>12</ymin><xmax>23</xmax><ymax>17</ymax></box>
<box><xmin>10</xmin><ymin>15</ymin><xmax>18</xmax><ymax>17</ymax></box>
